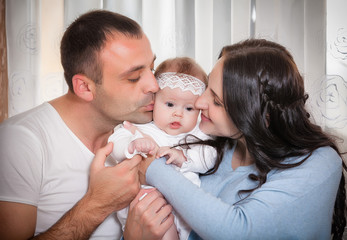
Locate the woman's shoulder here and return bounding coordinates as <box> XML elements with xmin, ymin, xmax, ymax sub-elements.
<box><xmin>282</xmin><ymin>146</ymin><xmax>341</xmax><ymax>167</ymax></box>
<box><xmin>308</xmin><ymin>146</ymin><xmax>342</xmax><ymax>169</ymax></box>
<box><xmin>270</xmin><ymin>146</ymin><xmax>342</xmax><ymax>182</ymax></box>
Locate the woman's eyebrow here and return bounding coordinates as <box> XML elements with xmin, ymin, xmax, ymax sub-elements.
<box><xmin>210</xmin><ymin>88</ymin><xmax>222</xmax><ymax>102</ymax></box>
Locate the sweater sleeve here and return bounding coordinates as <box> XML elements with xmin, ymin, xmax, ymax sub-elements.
<box><xmin>147</xmin><ymin>158</ymin><xmax>242</xmax><ymax>239</ymax></box>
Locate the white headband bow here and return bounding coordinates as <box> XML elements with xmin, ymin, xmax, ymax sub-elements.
<box><xmin>156</xmin><ymin>72</ymin><xmax>206</xmax><ymax>96</ymax></box>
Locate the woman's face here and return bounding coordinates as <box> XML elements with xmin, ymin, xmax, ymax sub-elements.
<box><xmin>195</xmin><ymin>58</ymin><xmax>239</xmax><ymax>137</ymax></box>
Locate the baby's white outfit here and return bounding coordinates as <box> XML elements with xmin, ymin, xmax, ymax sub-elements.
<box><xmin>107</xmin><ymin>121</ymin><xmax>216</xmax><ymax>240</ymax></box>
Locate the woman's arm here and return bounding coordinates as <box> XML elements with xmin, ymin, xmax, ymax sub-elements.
<box><xmin>145</xmin><ymin>159</ymin><xmax>237</xmax><ymax>239</ymax></box>
<box><xmin>145</xmin><ymin>148</ymin><xmax>342</xmax><ymax>240</ymax></box>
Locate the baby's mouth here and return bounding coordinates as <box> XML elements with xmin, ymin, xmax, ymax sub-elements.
<box><xmin>170</xmin><ymin>122</ymin><xmax>181</xmax><ymax>129</ymax></box>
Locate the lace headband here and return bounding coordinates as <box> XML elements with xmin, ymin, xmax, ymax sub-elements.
<box><xmin>156</xmin><ymin>72</ymin><xmax>206</xmax><ymax>96</ymax></box>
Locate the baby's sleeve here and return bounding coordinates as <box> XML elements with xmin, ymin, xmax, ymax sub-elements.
<box><xmin>107</xmin><ymin>124</ymin><xmax>145</xmax><ymax>163</ymax></box>
<box><xmin>180</xmin><ymin>145</ymin><xmax>216</xmax><ymax>174</ymax></box>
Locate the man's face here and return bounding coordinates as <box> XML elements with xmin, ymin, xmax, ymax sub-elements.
<box><xmin>92</xmin><ymin>34</ymin><xmax>158</xmax><ymax>126</ymax></box>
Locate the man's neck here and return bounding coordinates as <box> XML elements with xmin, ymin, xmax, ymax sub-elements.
<box><xmin>49</xmin><ymin>93</ymin><xmax>117</xmax><ymax>154</ymax></box>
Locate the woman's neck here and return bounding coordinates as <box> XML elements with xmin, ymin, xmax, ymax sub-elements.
<box><xmin>231</xmin><ymin>138</ymin><xmax>254</xmax><ymax>170</ymax></box>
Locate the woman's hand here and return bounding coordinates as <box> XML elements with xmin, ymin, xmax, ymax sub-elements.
<box><xmin>138</xmin><ymin>154</ymin><xmax>156</xmax><ymax>185</ymax></box>
<box><xmin>123</xmin><ymin>188</ymin><xmax>175</xmax><ymax>240</ymax></box>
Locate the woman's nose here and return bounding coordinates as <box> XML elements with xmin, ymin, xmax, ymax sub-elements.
<box><xmin>195</xmin><ymin>93</ymin><xmax>208</xmax><ymax>110</ymax></box>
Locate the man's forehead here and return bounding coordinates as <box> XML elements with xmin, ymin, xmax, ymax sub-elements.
<box><xmin>118</xmin><ymin>55</ymin><xmax>156</xmax><ymax>78</ymax></box>
<box><xmin>100</xmin><ymin>35</ymin><xmax>155</xmax><ymax>74</ymax></box>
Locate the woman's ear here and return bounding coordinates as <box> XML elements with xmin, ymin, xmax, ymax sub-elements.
<box><xmin>72</xmin><ymin>74</ymin><xmax>95</xmax><ymax>102</ymax></box>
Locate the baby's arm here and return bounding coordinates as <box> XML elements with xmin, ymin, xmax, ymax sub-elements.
<box><xmin>108</xmin><ymin>122</ymin><xmax>158</xmax><ymax>163</ymax></box>
<box><xmin>157</xmin><ymin>147</ymin><xmax>187</xmax><ymax>168</ymax></box>
<box><xmin>108</xmin><ymin>124</ymin><xmax>141</xmax><ymax>162</ymax></box>
<box><xmin>181</xmin><ymin>145</ymin><xmax>216</xmax><ymax>173</ymax></box>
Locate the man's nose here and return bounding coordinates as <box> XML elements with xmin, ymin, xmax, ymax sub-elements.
<box><xmin>144</xmin><ymin>70</ymin><xmax>159</xmax><ymax>94</ymax></box>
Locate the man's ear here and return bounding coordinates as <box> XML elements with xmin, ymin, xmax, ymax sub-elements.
<box><xmin>72</xmin><ymin>74</ymin><xmax>95</xmax><ymax>102</ymax></box>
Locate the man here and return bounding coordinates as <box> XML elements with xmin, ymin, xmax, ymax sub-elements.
<box><xmin>0</xmin><ymin>10</ymin><xmax>173</xmax><ymax>239</ymax></box>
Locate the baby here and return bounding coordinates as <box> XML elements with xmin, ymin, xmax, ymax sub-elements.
<box><xmin>108</xmin><ymin>57</ymin><xmax>216</xmax><ymax>240</ymax></box>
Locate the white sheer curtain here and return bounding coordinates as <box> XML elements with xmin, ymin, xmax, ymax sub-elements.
<box><xmin>5</xmin><ymin>0</ymin><xmax>347</xmax><ymax>156</ymax></box>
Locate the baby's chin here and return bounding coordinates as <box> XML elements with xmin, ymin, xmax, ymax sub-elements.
<box><xmin>165</xmin><ymin>127</ymin><xmax>195</xmax><ymax>136</ymax></box>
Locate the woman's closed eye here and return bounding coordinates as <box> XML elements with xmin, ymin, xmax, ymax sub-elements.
<box><xmin>213</xmin><ymin>98</ymin><xmax>223</xmax><ymax>107</ymax></box>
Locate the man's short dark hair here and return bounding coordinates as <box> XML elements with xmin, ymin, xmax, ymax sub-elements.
<box><xmin>60</xmin><ymin>10</ymin><xmax>143</xmax><ymax>92</ymax></box>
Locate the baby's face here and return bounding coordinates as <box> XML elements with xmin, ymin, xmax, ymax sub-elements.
<box><xmin>153</xmin><ymin>87</ymin><xmax>200</xmax><ymax>135</ymax></box>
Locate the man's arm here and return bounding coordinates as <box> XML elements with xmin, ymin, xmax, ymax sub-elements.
<box><xmin>0</xmin><ymin>142</ymin><xmax>142</xmax><ymax>239</ymax></box>
<box><xmin>0</xmin><ymin>201</ymin><xmax>37</xmax><ymax>239</ymax></box>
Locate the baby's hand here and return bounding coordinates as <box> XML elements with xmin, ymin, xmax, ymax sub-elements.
<box><xmin>156</xmin><ymin>147</ymin><xmax>186</xmax><ymax>167</ymax></box>
<box><xmin>128</xmin><ymin>138</ymin><xmax>159</xmax><ymax>156</ymax></box>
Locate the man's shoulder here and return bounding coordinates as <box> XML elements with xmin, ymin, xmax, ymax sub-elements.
<box><xmin>1</xmin><ymin>103</ymin><xmax>53</xmax><ymax>126</ymax></box>
<box><xmin>0</xmin><ymin>103</ymin><xmax>60</xmax><ymax>138</ymax></box>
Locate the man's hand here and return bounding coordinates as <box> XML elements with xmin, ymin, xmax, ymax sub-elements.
<box><xmin>87</xmin><ymin>142</ymin><xmax>142</xmax><ymax>213</ymax></box>
<box><xmin>123</xmin><ymin>188</ymin><xmax>175</xmax><ymax>240</ymax></box>
<box><xmin>34</xmin><ymin>142</ymin><xmax>142</xmax><ymax>239</ymax></box>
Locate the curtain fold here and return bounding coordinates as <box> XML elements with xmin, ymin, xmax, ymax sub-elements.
<box><xmin>175</xmin><ymin>0</ymin><xmax>195</xmax><ymax>58</ymax></box>
<box><xmin>325</xmin><ymin>0</ymin><xmax>347</xmax><ymax>157</ymax></box>
<box><xmin>0</xmin><ymin>0</ymin><xmax>8</xmax><ymax>122</ymax></box>
<box><xmin>6</xmin><ymin>0</ymin><xmax>40</xmax><ymax>116</ymax></box>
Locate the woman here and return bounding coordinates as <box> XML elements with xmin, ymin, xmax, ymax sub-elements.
<box><xmin>133</xmin><ymin>39</ymin><xmax>346</xmax><ymax>239</ymax></box>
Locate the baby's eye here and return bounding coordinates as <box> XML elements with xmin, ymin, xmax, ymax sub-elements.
<box><xmin>186</xmin><ymin>107</ymin><xmax>194</xmax><ymax>111</ymax></box>
<box><xmin>166</xmin><ymin>102</ymin><xmax>174</xmax><ymax>107</ymax></box>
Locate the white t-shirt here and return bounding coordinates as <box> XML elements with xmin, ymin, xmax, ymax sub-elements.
<box><xmin>0</xmin><ymin>103</ymin><xmax>121</xmax><ymax>238</ymax></box>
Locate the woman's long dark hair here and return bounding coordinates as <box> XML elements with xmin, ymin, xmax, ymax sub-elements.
<box><xmin>197</xmin><ymin>40</ymin><xmax>346</xmax><ymax>239</ymax></box>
